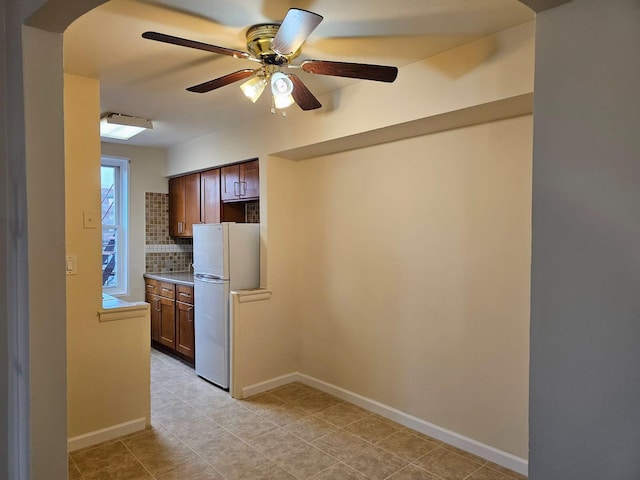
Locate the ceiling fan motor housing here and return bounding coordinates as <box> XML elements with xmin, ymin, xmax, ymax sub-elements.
<box><xmin>246</xmin><ymin>23</ymin><xmax>301</xmax><ymax>65</ymax></box>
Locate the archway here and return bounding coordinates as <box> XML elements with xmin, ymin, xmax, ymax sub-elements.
<box><xmin>2</xmin><ymin>0</ymin><xmax>565</xmax><ymax>477</ymax></box>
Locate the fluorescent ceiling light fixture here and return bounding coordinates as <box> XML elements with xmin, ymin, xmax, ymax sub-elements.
<box><xmin>100</xmin><ymin>113</ymin><xmax>153</xmax><ymax>140</ymax></box>
<box><xmin>271</xmin><ymin>73</ymin><xmax>295</xmax><ymax>109</ymax></box>
<box><xmin>240</xmin><ymin>76</ymin><xmax>267</xmax><ymax>103</ymax></box>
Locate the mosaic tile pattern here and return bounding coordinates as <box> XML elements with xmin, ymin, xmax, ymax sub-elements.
<box><xmin>145</xmin><ymin>252</ymin><xmax>193</xmax><ymax>274</ymax></box>
<box><xmin>68</xmin><ymin>349</ymin><xmax>528</xmax><ymax>480</ymax></box>
<box><xmin>145</xmin><ymin>192</ymin><xmax>193</xmax><ymax>272</ymax></box>
<box><xmin>146</xmin><ymin>193</ymin><xmax>172</xmax><ymax>245</ymax></box>
<box><xmin>245</xmin><ymin>200</ymin><xmax>260</xmax><ymax>224</ymax></box>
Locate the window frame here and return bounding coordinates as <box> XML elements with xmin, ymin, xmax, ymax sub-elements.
<box><xmin>101</xmin><ymin>156</ymin><xmax>129</xmax><ymax>296</ymax></box>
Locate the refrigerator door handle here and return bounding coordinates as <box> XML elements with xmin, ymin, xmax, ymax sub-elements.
<box><xmin>194</xmin><ymin>273</ymin><xmax>226</xmax><ymax>283</ymax></box>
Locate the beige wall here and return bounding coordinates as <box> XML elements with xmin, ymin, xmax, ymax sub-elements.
<box><xmin>22</xmin><ymin>24</ymin><xmax>69</xmax><ymax>479</ymax></box>
<box><xmin>296</xmin><ymin>116</ymin><xmax>532</xmax><ymax>458</ymax></box>
<box><xmin>65</xmin><ymin>74</ymin><xmax>150</xmax><ymax>439</ymax></box>
<box><xmin>166</xmin><ymin>22</ymin><xmax>534</xmax><ymax>176</ymax></box>
<box><xmin>101</xmin><ymin>142</ymin><xmax>168</xmax><ymax>302</ymax></box>
<box><xmin>231</xmin><ymin>156</ymin><xmax>301</xmax><ymax>390</ymax></box>
<box><xmin>163</xmin><ymin>23</ymin><xmax>535</xmax><ymax>461</ymax></box>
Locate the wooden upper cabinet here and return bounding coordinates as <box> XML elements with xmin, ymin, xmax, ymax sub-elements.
<box><xmin>169</xmin><ymin>173</ymin><xmax>201</xmax><ymax>237</ymax></box>
<box><xmin>221</xmin><ymin>160</ymin><xmax>259</xmax><ymax>202</ymax></box>
<box><xmin>240</xmin><ymin>160</ymin><xmax>260</xmax><ymax>200</ymax></box>
<box><xmin>200</xmin><ymin>169</ymin><xmax>221</xmax><ymax>224</ymax></box>
<box><xmin>169</xmin><ymin>160</ymin><xmax>258</xmax><ymax>234</ymax></box>
<box><xmin>183</xmin><ymin>174</ymin><xmax>201</xmax><ymax>236</ymax></box>
<box><xmin>221</xmin><ymin>165</ymin><xmax>239</xmax><ymax>201</ymax></box>
<box><xmin>168</xmin><ymin>177</ymin><xmax>184</xmax><ymax>237</ymax></box>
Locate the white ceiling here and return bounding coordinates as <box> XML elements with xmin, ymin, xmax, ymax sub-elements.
<box><xmin>63</xmin><ymin>0</ymin><xmax>534</xmax><ymax>148</ymax></box>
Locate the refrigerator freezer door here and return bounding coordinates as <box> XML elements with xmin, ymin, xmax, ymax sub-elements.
<box><xmin>193</xmin><ymin>224</ymin><xmax>228</xmax><ymax>279</ymax></box>
<box><xmin>227</xmin><ymin>223</ymin><xmax>260</xmax><ymax>290</ymax></box>
<box><xmin>194</xmin><ymin>275</ymin><xmax>230</xmax><ymax>388</ymax></box>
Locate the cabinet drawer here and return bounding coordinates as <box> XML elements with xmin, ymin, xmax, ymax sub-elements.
<box><xmin>145</xmin><ymin>278</ymin><xmax>159</xmax><ymax>295</ymax></box>
<box><xmin>176</xmin><ymin>285</ymin><xmax>194</xmax><ymax>305</ymax></box>
<box><xmin>158</xmin><ymin>282</ymin><xmax>175</xmax><ymax>300</ymax></box>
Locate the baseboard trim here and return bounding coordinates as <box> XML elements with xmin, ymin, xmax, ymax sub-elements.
<box><xmin>240</xmin><ymin>372</ymin><xmax>299</xmax><ymax>399</ymax></box>
<box><xmin>243</xmin><ymin>372</ymin><xmax>527</xmax><ymax>476</ymax></box>
<box><xmin>67</xmin><ymin>417</ymin><xmax>147</xmax><ymax>452</ymax></box>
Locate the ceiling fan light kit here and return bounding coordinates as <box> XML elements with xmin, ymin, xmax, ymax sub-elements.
<box><xmin>142</xmin><ymin>8</ymin><xmax>398</xmax><ymax>114</ymax></box>
<box><xmin>100</xmin><ymin>113</ymin><xmax>153</xmax><ymax>140</ymax></box>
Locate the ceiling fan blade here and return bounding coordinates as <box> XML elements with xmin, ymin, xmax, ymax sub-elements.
<box><xmin>288</xmin><ymin>74</ymin><xmax>322</xmax><ymax>111</ymax></box>
<box><xmin>271</xmin><ymin>8</ymin><xmax>323</xmax><ymax>56</ymax></box>
<box><xmin>142</xmin><ymin>31</ymin><xmax>251</xmax><ymax>60</ymax></box>
<box><xmin>187</xmin><ymin>69</ymin><xmax>256</xmax><ymax>93</ymax></box>
<box><xmin>301</xmin><ymin>60</ymin><xmax>398</xmax><ymax>83</ymax></box>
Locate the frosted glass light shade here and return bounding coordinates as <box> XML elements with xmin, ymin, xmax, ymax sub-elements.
<box><xmin>240</xmin><ymin>76</ymin><xmax>267</xmax><ymax>103</ymax></box>
<box><xmin>271</xmin><ymin>73</ymin><xmax>295</xmax><ymax>110</ymax></box>
<box><xmin>273</xmin><ymin>93</ymin><xmax>295</xmax><ymax>109</ymax></box>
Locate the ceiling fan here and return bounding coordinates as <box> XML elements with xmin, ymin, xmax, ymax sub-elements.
<box><xmin>142</xmin><ymin>8</ymin><xmax>398</xmax><ymax>113</ymax></box>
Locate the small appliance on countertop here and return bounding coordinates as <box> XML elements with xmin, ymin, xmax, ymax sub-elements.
<box><xmin>193</xmin><ymin>223</ymin><xmax>260</xmax><ymax>389</ymax></box>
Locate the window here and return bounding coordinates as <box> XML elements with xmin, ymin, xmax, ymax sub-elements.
<box><xmin>101</xmin><ymin>157</ymin><xmax>129</xmax><ymax>295</ymax></box>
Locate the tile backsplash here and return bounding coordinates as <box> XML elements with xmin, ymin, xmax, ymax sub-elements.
<box><xmin>245</xmin><ymin>200</ymin><xmax>260</xmax><ymax>223</ymax></box>
<box><xmin>145</xmin><ymin>192</ymin><xmax>193</xmax><ymax>273</ymax></box>
<box><xmin>144</xmin><ymin>192</ymin><xmax>259</xmax><ymax>273</ymax></box>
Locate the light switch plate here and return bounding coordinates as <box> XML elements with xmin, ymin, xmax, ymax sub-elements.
<box><xmin>66</xmin><ymin>255</ymin><xmax>78</xmax><ymax>275</ymax></box>
<box><xmin>83</xmin><ymin>210</ymin><xmax>97</xmax><ymax>229</ymax></box>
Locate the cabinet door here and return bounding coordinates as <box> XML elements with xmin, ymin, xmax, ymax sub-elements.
<box><xmin>220</xmin><ymin>165</ymin><xmax>240</xmax><ymax>201</ymax></box>
<box><xmin>146</xmin><ymin>293</ymin><xmax>161</xmax><ymax>342</ymax></box>
<box><xmin>168</xmin><ymin>177</ymin><xmax>184</xmax><ymax>237</ymax></box>
<box><xmin>201</xmin><ymin>169</ymin><xmax>221</xmax><ymax>224</ymax></box>
<box><xmin>239</xmin><ymin>160</ymin><xmax>259</xmax><ymax>200</ymax></box>
<box><xmin>176</xmin><ymin>301</ymin><xmax>195</xmax><ymax>362</ymax></box>
<box><xmin>183</xmin><ymin>173</ymin><xmax>201</xmax><ymax>236</ymax></box>
<box><xmin>158</xmin><ymin>297</ymin><xmax>176</xmax><ymax>349</ymax></box>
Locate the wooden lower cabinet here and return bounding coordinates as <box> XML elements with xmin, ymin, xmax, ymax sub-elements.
<box><xmin>158</xmin><ymin>297</ymin><xmax>176</xmax><ymax>349</ymax></box>
<box><xmin>146</xmin><ymin>293</ymin><xmax>161</xmax><ymax>342</ymax></box>
<box><xmin>176</xmin><ymin>301</ymin><xmax>195</xmax><ymax>358</ymax></box>
<box><xmin>145</xmin><ymin>277</ymin><xmax>195</xmax><ymax>364</ymax></box>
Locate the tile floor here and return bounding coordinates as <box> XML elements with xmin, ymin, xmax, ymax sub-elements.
<box><xmin>68</xmin><ymin>349</ymin><xmax>527</xmax><ymax>480</ymax></box>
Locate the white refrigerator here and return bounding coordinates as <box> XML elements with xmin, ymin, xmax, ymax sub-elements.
<box><xmin>193</xmin><ymin>223</ymin><xmax>260</xmax><ymax>389</ymax></box>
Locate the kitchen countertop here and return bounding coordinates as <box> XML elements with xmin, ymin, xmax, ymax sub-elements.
<box><xmin>144</xmin><ymin>271</ymin><xmax>194</xmax><ymax>286</ymax></box>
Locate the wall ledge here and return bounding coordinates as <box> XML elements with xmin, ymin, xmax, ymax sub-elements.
<box><xmin>98</xmin><ymin>295</ymin><xmax>149</xmax><ymax>322</ymax></box>
<box><xmin>272</xmin><ymin>94</ymin><xmax>533</xmax><ymax>161</ymax></box>
<box><xmin>231</xmin><ymin>288</ymin><xmax>272</xmax><ymax>303</ymax></box>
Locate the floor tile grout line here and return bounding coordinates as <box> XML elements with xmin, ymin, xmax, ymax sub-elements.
<box><xmin>462</xmin><ymin>462</ymin><xmax>486</xmax><ymax>480</ymax></box>
<box><xmin>381</xmin><ymin>463</ymin><xmax>447</xmax><ymax>480</ymax></box>
<box><xmin>149</xmin><ymin>349</ymin><xmax>526</xmax><ymax>480</ymax></box>
<box><xmin>153</xmin><ymin>418</ymin><xmax>231</xmax><ymax>479</ymax></box>
<box><xmin>119</xmin><ymin>439</ymin><xmax>161</xmax><ymax>480</ymax></box>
